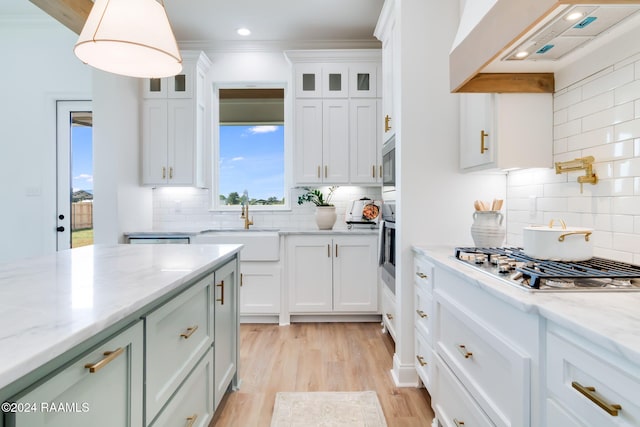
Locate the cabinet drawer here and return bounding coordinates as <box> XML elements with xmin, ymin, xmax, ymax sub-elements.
<box><xmin>415</xmin><ymin>327</ymin><xmax>433</xmax><ymax>391</ymax></box>
<box><xmin>414</xmin><ymin>286</ymin><xmax>433</xmax><ymax>342</ymax></box>
<box><xmin>436</xmin><ymin>295</ymin><xmax>530</xmax><ymax>427</ymax></box>
<box><xmin>150</xmin><ymin>348</ymin><xmax>214</xmax><ymax>427</ymax></box>
<box><xmin>11</xmin><ymin>322</ymin><xmax>143</xmax><ymax>427</ymax></box>
<box><xmin>546</xmin><ymin>398</ymin><xmax>586</xmax><ymax>427</ymax></box>
<box><xmin>546</xmin><ymin>329</ymin><xmax>640</xmax><ymax>427</ymax></box>
<box><xmin>433</xmin><ymin>354</ymin><xmax>495</xmax><ymax>427</ymax></box>
<box><xmin>380</xmin><ymin>284</ymin><xmax>396</xmax><ymax>341</ymax></box>
<box><xmin>414</xmin><ymin>256</ymin><xmax>433</xmax><ymax>294</ymax></box>
<box><xmin>145</xmin><ymin>275</ymin><xmax>213</xmax><ymax>423</ymax></box>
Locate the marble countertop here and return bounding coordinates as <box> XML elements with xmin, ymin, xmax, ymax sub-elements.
<box><xmin>0</xmin><ymin>244</ymin><xmax>241</xmax><ymax>391</ymax></box>
<box><xmin>414</xmin><ymin>246</ymin><xmax>640</xmax><ymax>365</ymax></box>
<box><xmin>125</xmin><ymin>227</ymin><xmax>379</xmax><ymax>237</ymax></box>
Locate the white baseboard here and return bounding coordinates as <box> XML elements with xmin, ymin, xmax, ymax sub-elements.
<box><xmin>289</xmin><ymin>314</ymin><xmax>382</xmax><ymax>323</ymax></box>
<box><xmin>390</xmin><ymin>353</ymin><xmax>419</xmax><ymax>387</ymax></box>
<box><xmin>240</xmin><ymin>315</ymin><xmax>279</xmax><ymax>324</ymax></box>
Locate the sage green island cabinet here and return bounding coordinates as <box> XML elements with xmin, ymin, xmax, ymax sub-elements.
<box><xmin>9</xmin><ymin>321</ymin><xmax>143</xmax><ymax>427</ymax></box>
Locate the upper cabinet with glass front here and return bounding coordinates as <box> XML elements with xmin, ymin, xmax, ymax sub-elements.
<box><xmin>293</xmin><ymin>60</ymin><xmax>378</xmax><ymax>99</ymax></box>
<box><xmin>141</xmin><ymin>61</ymin><xmax>195</xmax><ymax>99</ymax></box>
<box><xmin>140</xmin><ymin>51</ymin><xmax>212</xmax><ymax>187</ymax></box>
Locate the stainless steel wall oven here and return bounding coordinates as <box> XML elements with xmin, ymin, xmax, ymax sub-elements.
<box><xmin>379</xmin><ymin>202</ymin><xmax>396</xmax><ymax>295</ymax></box>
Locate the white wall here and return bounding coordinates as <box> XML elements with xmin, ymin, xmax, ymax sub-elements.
<box><xmin>506</xmin><ymin>31</ymin><xmax>640</xmax><ymax>264</ymax></box>
<box><xmin>0</xmin><ymin>15</ymin><xmax>91</xmax><ymax>263</ymax></box>
<box><xmin>391</xmin><ymin>0</ymin><xmax>506</xmax><ymax>386</ymax></box>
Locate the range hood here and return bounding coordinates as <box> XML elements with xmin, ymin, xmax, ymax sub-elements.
<box><xmin>450</xmin><ymin>0</ymin><xmax>640</xmax><ymax>93</ymax></box>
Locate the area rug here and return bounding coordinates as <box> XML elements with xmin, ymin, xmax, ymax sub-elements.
<box><xmin>271</xmin><ymin>391</ymin><xmax>388</xmax><ymax>427</ymax></box>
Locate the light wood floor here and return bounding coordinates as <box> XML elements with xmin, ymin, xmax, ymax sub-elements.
<box><xmin>210</xmin><ymin>322</ymin><xmax>434</xmax><ymax>427</ymax></box>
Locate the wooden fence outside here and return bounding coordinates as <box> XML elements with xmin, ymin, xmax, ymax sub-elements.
<box><xmin>72</xmin><ymin>202</ymin><xmax>93</xmax><ymax>230</ymax></box>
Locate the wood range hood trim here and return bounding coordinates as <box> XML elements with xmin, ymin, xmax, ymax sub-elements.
<box><xmin>29</xmin><ymin>0</ymin><xmax>93</xmax><ymax>35</ymax></box>
<box><xmin>450</xmin><ymin>0</ymin><xmax>640</xmax><ymax>93</ymax></box>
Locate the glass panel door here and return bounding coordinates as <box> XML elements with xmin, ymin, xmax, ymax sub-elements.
<box><xmin>56</xmin><ymin>101</ymin><xmax>93</xmax><ymax>250</ymax></box>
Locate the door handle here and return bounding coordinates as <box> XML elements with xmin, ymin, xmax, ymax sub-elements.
<box><xmin>56</xmin><ymin>226</ymin><xmax>65</xmax><ymax>232</ymax></box>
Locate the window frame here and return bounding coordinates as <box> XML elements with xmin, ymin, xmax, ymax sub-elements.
<box><xmin>211</xmin><ymin>82</ymin><xmax>292</xmax><ymax>211</ymax></box>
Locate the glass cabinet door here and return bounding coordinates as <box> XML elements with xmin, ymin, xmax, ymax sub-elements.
<box><xmin>322</xmin><ymin>64</ymin><xmax>348</xmax><ymax>98</ymax></box>
<box><xmin>349</xmin><ymin>63</ymin><xmax>377</xmax><ymax>98</ymax></box>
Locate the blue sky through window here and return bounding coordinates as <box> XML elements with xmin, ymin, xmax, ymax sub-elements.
<box><xmin>219</xmin><ymin>125</ymin><xmax>284</xmax><ymax>204</ymax></box>
<box><xmin>71</xmin><ymin>125</ymin><xmax>93</xmax><ymax>193</ymax></box>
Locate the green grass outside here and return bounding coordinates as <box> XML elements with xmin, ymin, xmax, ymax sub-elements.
<box><xmin>72</xmin><ymin>228</ymin><xmax>94</xmax><ymax>248</ymax></box>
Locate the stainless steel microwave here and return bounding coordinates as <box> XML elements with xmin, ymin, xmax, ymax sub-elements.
<box><xmin>382</xmin><ymin>136</ymin><xmax>395</xmax><ymax>199</ymax></box>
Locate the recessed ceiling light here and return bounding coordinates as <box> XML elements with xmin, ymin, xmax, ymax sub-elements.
<box><xmin>515</xmin><ymin>51</ymin><xmax>530</xmax><ymax>59</ymax></box>
<box><xmin>565</xmin><ymin>12</ymin><xmax>584</xmax><ymax>22</ymax></box>
<box><xmin>237</xmin><ymin>28</ymin><xmax>251</xmax><ymax>36</ymax></box>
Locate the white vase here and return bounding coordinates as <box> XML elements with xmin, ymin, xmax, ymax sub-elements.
<box><xmin>315</xmin><ymin>206</ymin><xmax>337</xmax><ymax>230</ymax></box>
<box><xmin>470</xmin><ymin>211</ymin><xmax>505</xmax><ymax>247</ymax></box>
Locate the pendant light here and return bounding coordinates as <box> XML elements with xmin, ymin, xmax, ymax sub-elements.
<box><xmin>74</xmin><ymin>0</ymin><xmax>182</xmax><ymax>78</ymax></box>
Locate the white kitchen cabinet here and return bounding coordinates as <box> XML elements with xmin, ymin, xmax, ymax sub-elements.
<box><xmin>145</xmin><ymin>274</ymin><xmax>213</xmax><ymax>423</ymax></box>
<box><xmin>11</xmin><ymin>321</ymin><xmax>143</xmax><ymax>427</ymax></box>
<box><xmin>150</xmin><ymin>349</ymin><xmax>213</xmax><ymax>427</ymax></box>
<box><xmin>414</xmin><ymin>254</ymin><xmax>434</xmax><ymax>391</ymax></box>
<box><xmin>380</xmin><ymin>283</ymin><xmax>396</xmax><ymax>341</ymax></box>
<box><xmin>288</xmin><ymin>234</ymin><xmax>378</xmax><ymax>313</ymax></box>
<box><xmin>141</xmin><ymin>51</ymin><xmax>210</xmax><ymax>186</ymax></box>
<box><xmin>545</xmin><ymin>324</ymin><xmax>640</xmax><ymax>427</ymax></box>
<box><xmin>294</xmin><ymin>98</ymin><xmax>349</xmax><ymax>184</ymax></box>
<box><xmin>213</xmin><ymin>259</ymin><xmax>239</xmax><ymax>409</ymax></box>
<box><xmin>349</xmin><ymin>99</ymin><xmax>380</xmax><ymax>184</ymax></box>
<box><xmin>288</xmin><ymin>50</ymin><xmax>381</xmax><ymax>186</ymax></box>
<box><xmin>375</xmin><ymin>3</ymin><xmax>396</xmax><ymax>142</ymax></box>
<box><xmin>240</xmin><ymin>262</ymin><xmax>281</xmax><ymax>315</ymax></box>
<box><xmin>141</xmin><ymin>61</ymin><xmax>195</xmax><ymax>99</ymax></box>
<box><xmin>459</xmin><ymin>93</ymin><xmax>552</xmax><ymax>171</ymax></box>
<box><xmin>432</xmin><ymin>261</ymin><xmax>539</xmax><ymax>427</ymax></box>
<box><xmin>293</xmin><ymin>63</ymin><xmax>349</xmax><ymax>98</ymax></box>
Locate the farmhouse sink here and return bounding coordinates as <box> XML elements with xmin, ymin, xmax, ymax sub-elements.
<box><xmin>193</xmin><ymin>229</ymin><xmax>280</xmax><ymax>261</ymax></box>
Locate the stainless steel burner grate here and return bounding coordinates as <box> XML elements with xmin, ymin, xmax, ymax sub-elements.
<box><xmin>454</xmin><ymin>247</ymin><xmax>640</xmax><ymax>290</ymax></box>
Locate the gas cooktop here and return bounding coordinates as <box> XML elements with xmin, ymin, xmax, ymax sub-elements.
<box><xmin>454</xmin><ymin>247</ymin><xmax>640</xmax><ymax>292</ymax></box>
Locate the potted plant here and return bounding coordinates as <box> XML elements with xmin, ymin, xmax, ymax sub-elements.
<box><xmin>297</xmin><ymin>186</ymin><xmax>338</xmax><ymax>230</ymax></box>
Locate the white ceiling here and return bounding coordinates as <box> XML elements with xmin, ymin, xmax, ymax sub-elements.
<box><xmin>1</xmin><ymin>0</ymin><xmax>384</xmax><ymax>49</ymax></box>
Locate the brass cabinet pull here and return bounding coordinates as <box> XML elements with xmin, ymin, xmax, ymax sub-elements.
<box><xmin>169</xmin><ymin>167</ymin><xmax>173</xmax><ymax>179</ymax></box>
<box><xmin>240</xmin><ymin>273</ymin><xmax>243</xmax><ymax>287</ymax></box>
<box><xmin>457</xmin><ymin>344</ymin><xmax>473</xmax><ymax>359</ymax></box>
<box><xmin>335</xmin><ymin>244</ymin><xmax>338</xmax><ymax>258</ymax></box>
<box><xmin>325</xmin><ymin>165</ymin><xmax>328</xmax><ymax>178</ymax></box>
<box><xmin>162</xmin><ymin>167</ymin><xmax>166</xmax><ymax>179</ymax></box>
<box><xmin>384</xmin><ymin>114</ymin><xmax>392</xmax><ymax>132</ymax></box>
<box><xmin>180</xmin><ymin>325</ymin><xmax>198</xmax><ymax>339</ymax></box>
<box><xmin>372</xmin><ymin>165</ymin><xmax>376</xmax><ymax>178</ymax></box>
<box><xmin>454</xmin><ymin>419</ymin><xmax>465</xmax><ymax>427</ymax></box>
<box><xmin>84</xmin><ymin>347</ymin><xmax>124</xmax><ymax>373</ymax></box>
<box><xmin>216</xmin><ymin>280</ymin><xmax>225</xmax><ymax>305</ymax></box>
<box><xmin>416</xmin><ymin>272</ymin><xmax>428</xmax><ymax>279</ymax></box>
<box><xmin>386</xmin><ymin>313</ymin><xmax>393</xmax><ymax>320</ymax></box>
<box><xmin>480</xmin><ymin>130</ymin><xmax>489</xmax><ymax>154</ymax></box>
<box><xmin>379</xmin><ymin>165</ymin><xmax>383</xmax><ymax>178</ymax></box>
<box><xmin>185</xmin><ymin>414</ymin><xmax>198</xmax><ymax>427</ymax></box>
<box><xmin>416</xmin><ymin>309</ymin><xmax>428</xmax><ymax>319</ymax></box>
<box><xmin>317</xmin><ymin>165</ymin><xmax>321</xmax><ymax>178</ymax></box>
<box><xmin>572</xmin><ymin>381</ymin><xmax>622</xmax><ymax>416</ymax></box>
<box><xmin>327</xmin><ymin>244</ymin><xmax>331</xmax><ymax>258</ymax></box>
<box><xmin>416</xmin><ymin>355</ymin><xmax>427</xmax><ymax>367</ymax></box>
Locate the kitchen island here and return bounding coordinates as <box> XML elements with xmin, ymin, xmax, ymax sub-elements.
<box><xmin>414</xmin><ymin>246</ymin><xmax>640</xmax><ymax>427</ymax></box>
<box><xmin>0</xmin><ymin>243</ymin><xmax>241</xmax><ymax>427</ymax></box>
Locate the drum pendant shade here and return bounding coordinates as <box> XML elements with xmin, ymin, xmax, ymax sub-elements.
<box><xmin>74</xmin><ymin>0</ymin><xmax>182</xmax><ymax>78</ymax></box>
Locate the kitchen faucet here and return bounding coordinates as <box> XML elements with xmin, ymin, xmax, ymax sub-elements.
<box><xmin>240</xmin><ymin>204</ymin><xmax>254</xmax><ymax>229</ymax></box>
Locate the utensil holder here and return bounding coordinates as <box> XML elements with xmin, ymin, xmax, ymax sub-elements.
<box><xmin>471</xmin><ymin>211</ymin><xmax>505</xmax><ymax>247</ymax></box>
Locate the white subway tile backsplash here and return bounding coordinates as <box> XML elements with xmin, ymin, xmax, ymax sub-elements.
<box><xmin>614</xmin><ymin>117</ymin><xmax>640</xmax><ymax>142</ymax></box>
<box><xmin>581</xmin><ymin>64</ymin><xmax>634</xmax><ymax>99</ymax></box>
<box><xmin>582</xmin><ymin>103</ymin><xmax>634</xmax><ymax>132</ymax></box>
<box><xmin>615</xmin><ymin>79</ymin><xmax>640</xmax><ymax>105</ymax></box>
<box><xmin>507</xmin><ymin>48</ymin><xmax>640</xmax><ymax>261</ymax></box>
<box><xmin>554</xmin><ymin>86</ymin><xmax>582</xmax><ymax>111</ymax></box>
<box><xmin>554</xmin><ymin>118</ymin><xmax>582</xmax><ymax>139</ymax></box>
<box><xmin>568</xmin><ymin>92</ymin><xmax>613</xmax><ymax>121</ymax></box>
<box><xmin>567</xmin><ymin>126</ymin><xmax>614</xmax><ymax>151</ymax></box>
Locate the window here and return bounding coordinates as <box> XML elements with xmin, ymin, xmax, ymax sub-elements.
<box><xmin>215</xmin><ymin>87</ymin><xmax>287</xmax><ymax>209</ymax></box>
